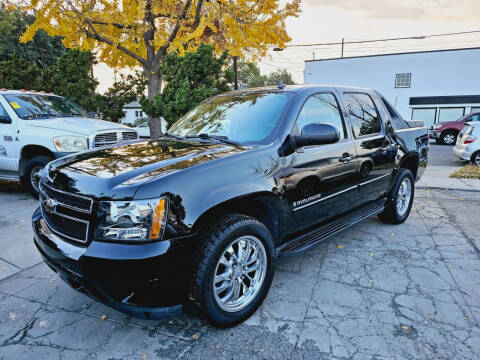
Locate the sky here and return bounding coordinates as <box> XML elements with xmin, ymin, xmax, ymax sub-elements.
<box><xmin>94</xmin><ymin>0</ymin><xmax>480</xmax><ymax>93</ymax></box>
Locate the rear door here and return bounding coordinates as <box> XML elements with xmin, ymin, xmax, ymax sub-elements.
<box><xmin>341</xmin><ymin>92</ymin><xmax>395</xmax><ymax>203</ymax></box>
<box><xmin>0</xmin><ymin>97</ymin><xmax>18</xmax><ymax>172</ymax></box>
<box><xmin>284</xmin><ymin>92</ymin><xmax>359</xmax><ymax>234</ymax></box>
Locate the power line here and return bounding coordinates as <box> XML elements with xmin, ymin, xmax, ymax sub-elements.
<box><xmin>273</xmin><ymin>30</ymin><xmax>480</xmax><ymax>49</ymax></box>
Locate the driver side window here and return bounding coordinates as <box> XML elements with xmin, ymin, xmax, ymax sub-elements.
<box><xmin>295</xmin><ymin>93</ymin><xmax>346</xmax><ymax>140</ymax></box>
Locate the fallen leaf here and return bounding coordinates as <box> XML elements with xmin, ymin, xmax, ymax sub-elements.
<box><xmin>460</xmin><ymin>197</ymin><xmax>465</xmax><ymax>200</ymax></box>
<box><xmin>337</xmin><ymin>244</ymin><xmax>343</xmax><ymax>249</ymax></box>
<box><xmin>368</xmin><ymin>279</ymin><xmax>374</xmax><ymax>283</ymax></box>
<box><xmin>354</xmin><ymin>249</ymin><xmax>358</xmax><ymax>252</ymax></box>
<box><xmin>101</xmin><ymin>315</ymin><xmax>107</xmax><ymax>321</ymax></box>
<box><xmin>140</xmin><ymin>355</ymin><xmax>147</xmax><ymax>360</ymax></box>
<box><xmin>192</xmin><ymin>333</ymin><xmax>199</xmax><ymax>339</ymax></box>
<box><xmin>39</xmin><ymin>320</ymin><xmax>49</xmax><ymax>328</ymax></box>
<box><xmin>401</xmin><ymin>325</ymin><xmax>410</xmax><ymax>330</ymax></box>
<box><xmin>50</xmin><ymin>277</ymin><xmax>57</xmax><ymax>282</ymax></box>
<box><xmin>369</xmin><ymin>253</ymin><xmax>374</xmax><ymax>257</ymax></box>
<box><xmin>464</xmin><ymin>317</ymin><xmax>469</xmax><ymax>320</ymax></box>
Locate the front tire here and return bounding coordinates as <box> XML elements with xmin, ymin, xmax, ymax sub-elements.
<box><xmin>441</xmin><ymin>131</ymin><xmax>457</xmax><ymax>145</ymax></box>
<box><xmin>22</xmin><ymin>155</ymin><xmax>52</xmax><ymax>198</ymax></box>
<box><xmin>190</xmin><ymin>214</ymin><xmax>275</xmax><ymax>327</ymax></box>
<box><xmin>378</xmin><ymin>168</ymin><xmax>415</xmax><ymax>224</ymax></box>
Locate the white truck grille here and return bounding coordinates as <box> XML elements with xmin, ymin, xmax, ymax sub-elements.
<box><xmin>93</xmin><ymin>131</ymin><xmax>138</xmax><ymax>147</ymax></box>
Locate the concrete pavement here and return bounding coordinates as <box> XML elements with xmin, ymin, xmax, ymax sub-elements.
<box><xmin>0</xmin><ymin>183</ymin><xmax>479</xmax><ymax>359</ymax></box>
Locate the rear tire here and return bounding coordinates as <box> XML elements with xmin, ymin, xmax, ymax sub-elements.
<box><xmin>441</xmin><ymin>131</ymin><xmax>457</xmax><ymax>145</ymax></box>
<box><xmin>471</xmin><ymin>151</ymin><xmax>480</xmax><ymax>166</ymax></box>
<box><xmin>378</xmin><ymin>168</ymin><xmax>415</xmax><ymax>224</ymax></box>
<box><xmin>190</xmin><ymin>214</ymin><xmax>275</xmax><ymax>328</ymax></box>
<box><xmin>22</xmin><ymin>155</ymin><xmax>52</xmax><ymax>198</ymax></box>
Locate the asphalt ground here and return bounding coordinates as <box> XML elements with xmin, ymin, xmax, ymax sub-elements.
<box><xmin>0</xmin><ymin>179</ymin><xmax>479</xmax><ymax>359</ymax></box>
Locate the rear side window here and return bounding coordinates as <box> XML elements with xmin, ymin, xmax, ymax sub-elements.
<box><xmin>295</xmin><ymin>93</ymin><xmax>346</xmax><ymax>140</ymax></box>
<box><xmin>472</xmin><ymin>125</ymin><xmax>480</xmax><ymax>137</ymax></box>
<box><xmin>0</xmin><ymin>102</ymin><xmax>9</xmax><ymax>118</ymax></box>
<box><xmin>343</xmin><ymin>93</ymin><xmax>382</xmax><ymax>138</ymax></box>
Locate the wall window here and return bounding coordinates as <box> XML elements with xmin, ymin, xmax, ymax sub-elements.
<box><xmin>343</xmin><ymin>93</ymin><xmax>381</xmax><ymax>138</ymax></box>
<box><xmin>411</xmin><ymin>108</ymin><xmax>436</xmax><ymax>129</ymax></box>
<box><xmin>471</xmin><ymin>107</ymin><xmax>480</xmax><ymax>114</ymax></box>
<box><xmin>295</xmin><ymin>93</ymin><xmax>346</xmax><ymax>140</ymax></box>
<box><xmin>395</xmin><ymin>73</ymin><xmax>411</xmax><ymax>88</ymax></box>
<box><xmin>438</xmin><ymin>108</ymin><xmax>464</xmax><ymax>123</ymax></box>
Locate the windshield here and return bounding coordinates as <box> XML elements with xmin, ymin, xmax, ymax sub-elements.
<box><xmin>3</xmin><ymin>94</ymin><xmax>89</xmax><ymax>119</ymax></box>
<box><xmin>168</xmin><ymin>92</ymin><xmax>293</xmax><ymax>145</ymax></box>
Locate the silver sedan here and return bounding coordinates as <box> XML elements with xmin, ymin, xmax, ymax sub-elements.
<box><xmin>453</xmin><ymin>121</ymin><xmax>480</xmax><ymax>165</ymax></box>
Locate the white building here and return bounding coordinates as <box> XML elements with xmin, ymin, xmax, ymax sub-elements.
<box><xmin>121</xmin><ymin>100</ymin><xmax>146</xmax><ymax>125</ymax></box>
<box><xmin>304</xmin><ymin>47</ymin><xmax>480</xmax><ymax>129</ymax></box>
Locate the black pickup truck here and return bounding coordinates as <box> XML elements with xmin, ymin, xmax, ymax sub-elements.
<box><xmin>32</xmin><ymin>85</ymin><xmax>428</xmax><ymax>327</ymax></box>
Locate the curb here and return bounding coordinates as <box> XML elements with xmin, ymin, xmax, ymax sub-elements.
<box><xmin>417</xmin><ymin>185</ymin><xmax>480</xmax><ymax>193</ymax></box>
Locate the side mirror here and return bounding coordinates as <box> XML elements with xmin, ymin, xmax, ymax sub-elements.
<box><xmin>0</xmin><ymin>115</ymin><xmax>11</xmax><ymax>124</ymax></box>
<box><xmin>291</xmin><ymin>123</ymin><xmax>340</xmax><ymax>148</ymax></box>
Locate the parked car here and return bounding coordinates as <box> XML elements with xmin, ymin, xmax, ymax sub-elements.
<box><xmin>32</xmin><ymin>85</ymin><xmax>428</xmax><ymax>327</ymax></box>
<box><xmin>430</xmin><ymin>112</ymin><xmax>480</xmax><ymax>145</ymax></box>
<box><xmin>134</xmin><ymin>117</ymin><xmax>168</xmax><ymax>138</ymax></box>
<box><xmin>453</xmin><ymin>121</ymin><xmax>480</xmax><ymax>165</ymax></box>
<box><xmin>0</xmin><ymin>90</ymin><xmax>138</xmax><ymax>197</ymax></box>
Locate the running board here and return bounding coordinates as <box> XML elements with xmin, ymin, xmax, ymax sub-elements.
<box><xmin>277</xmin><ymin>200</ymin><xmax>386</xmax><ymax>256</ymax></box>
<box><xmin>0</xmin><ymin>171</ymin><xmax>20</xmax><ymax>182</ymax></box>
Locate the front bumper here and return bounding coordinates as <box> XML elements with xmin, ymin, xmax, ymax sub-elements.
<box><xmin>32</xmin><ymin>207</ymin><xmax>195</xmax><ymax>319</ymax></box>
<box><xmin>429</xmin><ymin>130</ymin><xmax>441</xmax><ymax>139</ymax></box>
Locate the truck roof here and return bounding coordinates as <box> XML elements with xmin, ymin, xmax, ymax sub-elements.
<box><xmin>223</xmin><ymin>84</ymin><xmax>375</xmax><ymax>95</ymax></box>
<box><xmin>0</xmin><ymin>89</ymin><xmax>59</xmax><ymax>96</ymax></box>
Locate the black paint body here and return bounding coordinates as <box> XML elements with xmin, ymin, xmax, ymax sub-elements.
<box><xmin>32</xmin><ymin>85</ymin><xmax>428</xmax><ymax>318</ymax></box>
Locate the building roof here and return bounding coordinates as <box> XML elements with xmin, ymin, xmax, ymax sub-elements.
<box><xmin>305</xmin><ymin>46</ymin><xmax>480</xmax><ymax>63</ymax></box>
<box><xmin>123</xmin><ymin>100</ymin><xmax>142</xmax><ymax>109</ymax></box>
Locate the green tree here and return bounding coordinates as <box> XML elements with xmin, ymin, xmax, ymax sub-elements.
<box><xmin>265</xmin><ymin>69</ymin><xmax>295</xmax><ymax>86</ymax></box>
<box><xmin>0</xmin><ymin>6</ymin><xmax>65</xmax><ymax>68</ymax></box>
<box><xmin>95</xmin><ymin>71</ymin><xmax>147</xmax><ymax>122</ymax></box>
<box><xmin>41</xmin><ymin>49</ymin><xmax>98</xmax><ymax>111</ymax></box>
<box><xmin>0</xmin><ymin>54</ymin><xmax>41</xmax><ymax>90</ymax></box>
<box><xmin>236</xmin><ymin>61</ymin><xmax>267</xmax><ymax>88</ymax></box>
<box><xmin>141</xmin><ymin>44</ymin><xmax>233</xmax><ymax>128</ymax></box>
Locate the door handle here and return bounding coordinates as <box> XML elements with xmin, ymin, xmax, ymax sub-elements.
<box><xmin>339</xmin><ymin>153</ymin><xmax>353</xmax><ymax>163</ymax></box>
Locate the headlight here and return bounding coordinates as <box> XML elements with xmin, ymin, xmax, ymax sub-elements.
<box><xmin>53</xmin><ymin>136</ymin><xmax>88</xmax><ymax>152</ymax></box>
<box><xmin>95</xmin><ymin>198</ymin><xmax>167</xmax><ymax>242</ymax></box>
<box><xmin>433</xmin><ymin>124</ymin><xmax>442</xmax><ymax>130</ymax></box>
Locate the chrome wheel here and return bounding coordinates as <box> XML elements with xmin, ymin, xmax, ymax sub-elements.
<box><xmin>213</xmin><ymin>235</ymin><xmax>267</xmax><ymax>312</ymax></box>
<box><xmin>396</xmin><ymin>177</ymin><xmax>412</xmax><ymax>216</ymax></box>
<box><xmin>30</xmin><ymin>165</ymin><xmax>43</xmax><ymax>193</ymax></box>
<box><xmin>443</xmin><ymin>133</ymin><xmax>456</xmax><ymax>145</ymax></box>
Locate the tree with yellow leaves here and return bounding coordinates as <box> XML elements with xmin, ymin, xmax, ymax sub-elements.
<box><xmin>19</xmin><ymin>0</ymin><xmax>301</xmax><ymax>137</ymax></box>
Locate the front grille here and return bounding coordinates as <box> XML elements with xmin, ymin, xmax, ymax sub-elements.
<box><xmin>39</xmin><ymin>181</ymin><xmax>93</xmax><ymax>244</ymax></box>
<box><xmin>93</xmin><ymin>132</ymin><xmax>118</xmax><ymax>147</ymax></box>
<box><xmin>122</xmin><ymin>131</ymin><xmax>137</xmax><ymax>140</ymax></box>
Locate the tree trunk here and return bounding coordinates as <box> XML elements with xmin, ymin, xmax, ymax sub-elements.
<box><xmin>145</xmin><ymin>69</ymin><xmax>164</xmax><ymax>139</ymax></box>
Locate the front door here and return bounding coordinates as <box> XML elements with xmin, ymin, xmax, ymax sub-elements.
<box><xmin>283</xmin><ymin>92</ymin><xmax>360</xmax><ymax>235</ymax></box>
<box><xmin>0</xmin><ymin>100</ymin><xmax>18</xmax><ymax>172</ymax></box>
<box><xmin>342</xmin><ymin>92</ymin><xmax>395</xmax><ymax>203</ymax></box>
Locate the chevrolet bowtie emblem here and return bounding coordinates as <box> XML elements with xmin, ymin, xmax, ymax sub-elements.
<box><xmin>43</xmin><ymin>197</ymin><xmax>58</xmax><ymax>212</ymax></box>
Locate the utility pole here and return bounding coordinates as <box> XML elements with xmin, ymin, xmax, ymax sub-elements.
<box><xmin>233</xmin><ymin>56</ymin><xmax>239</xmax><ymax>90</ymax></box>
<box><xmin>341</xmin><ymin>38</ymin><xmax>344</xmax><ymax>58</ymax></box>
<box><xmin>312</xmin><ymin>52</ymin><xmax>315</xmax><ymax>60</ymax></box>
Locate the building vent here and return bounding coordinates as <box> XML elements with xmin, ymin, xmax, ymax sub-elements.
<box><xmin>395</xmin><ymin>73</ymin><xmax>411</xmax><ymax>88</ymax></box>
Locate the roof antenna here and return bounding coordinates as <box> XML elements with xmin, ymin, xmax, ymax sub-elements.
<box><xmin>278</xmin><ymin>80</ymin><xmax>285</xmax><ymax>89</ymax></box>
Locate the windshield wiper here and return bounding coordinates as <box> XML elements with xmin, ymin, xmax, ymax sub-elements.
<box><xmin>162</xmin><ymin>133</ymin><xmax>186</xmax><ymax>141</ymax></box>
<box><xmin>23</xmin><ymin>113</ymin><xmax>59</xmax><ymax>119</ymax></box>
<box><xmin>186</xmin><ymin>133</ymin><xmax>241</xmax><ymax>146</ymax></box>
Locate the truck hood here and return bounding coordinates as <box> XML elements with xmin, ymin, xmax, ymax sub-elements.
<box><xmin>26</xmin><ymin>117</ymin><xmax>131</xmax><ymax>136</ymax></box>
<box><xmin>44</xmin><ymin>139</ymin><xmax>247</xmax><ymax>199</ymax></box>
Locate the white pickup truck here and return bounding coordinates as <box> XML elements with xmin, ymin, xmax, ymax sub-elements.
<box><xmin>0</xmin><ymin>89</ymin><xmax>138</xmax><ymax>197</ymax></box>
